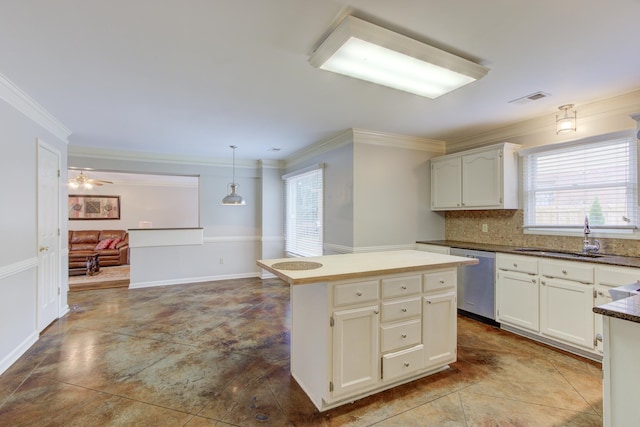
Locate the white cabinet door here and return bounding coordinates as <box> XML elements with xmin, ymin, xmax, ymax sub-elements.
<box><xmin>540</xmin><ymin>277</ymin><xmax>595</xmax><ymax>349</ymax></box>
<box><xmin>431</xmin><ymin>157</ymin><xmax>462</xmax><ymax>209</ymax></box>
<box><xmin>496</xmin><ymin>270</ymin><xmax>540</xmax><ymax>332</ymax></box>
<box><xmin>423</xmin><ymin>292</ymin><xmax>457</xmax><ymax>369</ymax></box>
<box><xmin>595</xmin><ymin>286</ymin><xmax>612</xmax><ymax>353</ymax></box>
<box><xmin>332</xmin><ymin>305</ymin><xmax>379</xmax><ymax>397</ymax></box>
<box><xmin>462</xmin><ymin>148</ymin><xmax>502</xmax><ymax>207</ymax></box>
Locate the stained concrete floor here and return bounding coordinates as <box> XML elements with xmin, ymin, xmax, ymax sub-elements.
<box><xmin>0</xmin><ymin>277</ymin><xmax>603</xmax><ymax>426</ymax></box>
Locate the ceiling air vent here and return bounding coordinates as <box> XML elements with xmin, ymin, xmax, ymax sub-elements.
<box><xmin>508</xmin><ymin>91</ymin><xmax>551</xmax><ymax>104</ymax></box>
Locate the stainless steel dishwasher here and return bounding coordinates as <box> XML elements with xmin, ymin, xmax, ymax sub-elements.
<box><xmin>450</xmin><ymin>248</ymin><xmax>496</xmax><ymax>321</ymax></box>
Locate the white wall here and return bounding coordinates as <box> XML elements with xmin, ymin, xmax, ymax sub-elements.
<box><xmin>0</xmin><ymin>81</ymin><xmax>68</xmax><ymax>375</ymax></box>
<box><xmin>68</xmin><ymin>149</ymin><xmax>279</xmax><ymax>286</ymax></box>
<box><xmin>353</xmin><ymin>138</ymin><xmax>445</xmax><ymax>249</ymax></box>
<box><xmin>284</xmin><ymin>129</ymin><xmax>446</xmax><ymax>254</ymax></box>
<box><xmin>68</xmin><ymin>180</ymin><xmax>199</xmax><ymax>230</ymax></box>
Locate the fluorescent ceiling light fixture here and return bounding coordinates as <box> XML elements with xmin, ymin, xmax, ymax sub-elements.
<box><xmin>309</xmin><ymin>16</ymin><xmax>489</xmax><ymax>99</ymax></box>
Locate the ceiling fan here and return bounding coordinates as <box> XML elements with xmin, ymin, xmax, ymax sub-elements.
<box><xmin>68</xmin><ymin>171</ymin><xmax>113</xmax><ymax>189</ymax></box>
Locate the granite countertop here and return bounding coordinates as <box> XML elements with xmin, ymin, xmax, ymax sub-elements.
<box><xmin>593</xmin><ymin>294</ymin><xmax>640</xmax><ymax>323</ymax></box>
<box><xmin>257</xmin><ymin>250</ymin><xmax>478</xmax><ymax>285</ymax></box>
<box><xmin>417</xmin><ymin>240</ymin><xmax>640</xmax><ymax>269</ymax></box>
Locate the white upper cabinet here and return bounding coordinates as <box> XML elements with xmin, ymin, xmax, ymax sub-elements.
<box><xmin>431</xmin><ymin>142</ymin><xmax>521</xmax><ymax>210</ymax></box>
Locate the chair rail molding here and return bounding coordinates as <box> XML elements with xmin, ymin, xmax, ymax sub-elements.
<box><xmin>0</xmin><ymin>257</ymin><xmax>39</xmax><ymax>281</ymax></box>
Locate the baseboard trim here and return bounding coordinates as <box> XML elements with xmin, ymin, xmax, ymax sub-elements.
<box><xmin>501</xmin><ymin>324</ymin><xmax>602</xmax><ymax>362</ymax></box>
<box><xmin>129</xmin><ymin>272</ymin><xmax>261</xmax><ymax>289</ymax></box>
<box><xmin>0</xmin><ymin>331</ymin><xmax>38</xmax><ymax>376</ymax></box>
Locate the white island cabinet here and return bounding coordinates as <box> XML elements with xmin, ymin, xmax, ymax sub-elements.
<box><xmin>257</xmin><ymin>250</ymin><xmax>477</xmax><ymax>411</ymax></box>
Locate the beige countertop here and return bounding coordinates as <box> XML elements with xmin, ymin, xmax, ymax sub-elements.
<box><xmin>417</xmin><ymin>240</ymin><xmax>640</xmax><ymax>268</ymax></box>
<box><xmin>257</xmin><ymin>250</ymin><xmax>478</xmax><ymax>285</ymax></box>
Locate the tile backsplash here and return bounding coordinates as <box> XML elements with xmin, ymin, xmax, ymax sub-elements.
<box><xmin>445</xmin><ymin>210</ymin><xmax>640</xmax><ymax>257</ymax></box>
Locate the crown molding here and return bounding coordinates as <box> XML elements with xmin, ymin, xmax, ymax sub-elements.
<box><xmin>446</xmin><ymin>89</ymin><xmax>640</xmax><ymax>153</ymax></box>
<box><xmin>68</xmin><ymin>145</ymin><xmax>259</xmax><ymax>169</ymax></box>
<box><xmin>285</xmin><ymin>129</ymin><xmax>354</xmax><ymax>169</ymax></box>
<box><xmin>0</xmin><ymin>73</ymin><xmax>71</xmax><ymax>143</ymax></box>
<box><xmin>352</xmin><ymin>128</ymin><xmax>446</xmax><ymax>152</ymax></box>
<box><xmin>285</xmin><ymin>128</ymin><xmax>446</xmax><ymax>169</ymax></box>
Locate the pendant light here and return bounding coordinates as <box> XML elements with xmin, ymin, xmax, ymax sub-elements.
<box><xmin>556</xmin><ymin>104</ymin><xmax>577</xmax><ymax>134</ymax></box>
<box><xmin>221</xmin><ymin>145</ymin><xmax>246</xmax><ymax>205</ymax></box>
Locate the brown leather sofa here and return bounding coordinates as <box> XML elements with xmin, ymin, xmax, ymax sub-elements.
<box><xmin>68</xmin><ymin>230</ymin><xmax>129</xmax><ymax>268</ymax></box>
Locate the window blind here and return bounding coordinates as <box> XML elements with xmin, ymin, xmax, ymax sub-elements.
<box><xmin>283</xmin><ymin>165</ymin><xmax>323</xmax><ymax>257</ymax></box>
<box><xmin>522</xmin><ymin>135</ymin><xmax>638</xmax><ymax>230</ymax></box>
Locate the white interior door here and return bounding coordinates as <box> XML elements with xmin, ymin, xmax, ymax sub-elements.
<box><xmin>37</xmin><ymin>140</ymin><xmax>60</xmax><ymax>332</ymax></box>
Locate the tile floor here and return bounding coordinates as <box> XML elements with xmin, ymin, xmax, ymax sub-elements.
<box><xmin>0</xmin><ymin>277</ymin><xmax>603</xmax><ymax>426</ymax></box>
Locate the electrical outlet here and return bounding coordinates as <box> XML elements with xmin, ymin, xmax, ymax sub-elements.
<box><xmin>482</xmin><ymin>224</ymin><xmax>488</xmax><ymax>233</ymax></box>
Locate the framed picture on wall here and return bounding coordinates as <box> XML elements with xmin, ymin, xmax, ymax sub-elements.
<box><xmin>68</xmin><ymin>195</ymin><xmax>120</xmax><ymax>220</ymax></box>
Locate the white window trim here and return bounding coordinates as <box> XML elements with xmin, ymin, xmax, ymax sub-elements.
<box><xmin>520</xmin><ymin>130</ymin><xmax>640</xmax><ymax>240</ymax></box>
<box><xmin>283</xmin><ymin>163</ymin><xmax>324</xmax><ymax>257</ymax></box>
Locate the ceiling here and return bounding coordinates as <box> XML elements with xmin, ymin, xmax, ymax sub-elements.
<box><xmin>2</xmin><ymin>1</ymin><xmax>640</xmax><ymax>161</ymax></box>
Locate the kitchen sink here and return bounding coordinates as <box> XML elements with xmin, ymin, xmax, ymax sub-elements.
<box><xmin>513</xmin><ymin>248</ymin><xmax>605</xmax><ymax>258</ymax></box>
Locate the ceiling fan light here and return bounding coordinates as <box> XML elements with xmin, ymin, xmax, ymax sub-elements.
<box><xmin>309</xmin><ymin>16</ymin><xmax>489</xmax><ymax>99</ymax></box>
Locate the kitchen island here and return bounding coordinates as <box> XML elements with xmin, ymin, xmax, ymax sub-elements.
<box><xmin>257</xmin><ymin>250</ymin><xmax>478</xmax><ymax>411</ymax></box>
<box><xmin>594</xmin><ymin>293</ymin><xmax>640</xmax><ymax>427</ymax></box>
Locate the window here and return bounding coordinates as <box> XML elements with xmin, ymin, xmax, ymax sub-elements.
<box><xmin>283</xmin><ymin>164</ymin><xmax>324</xmax><ymax>257</ymax></box>
<box><xmin>522</xmin><ymin>132</ymin><xmax>638</xmax><ymax>236</ymax></box>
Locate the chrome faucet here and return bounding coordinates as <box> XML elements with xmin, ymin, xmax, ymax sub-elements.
<box><xmin>583</xmin><ymin>215</ymin><xmax>600</xmax><ymax>254</ymax></box>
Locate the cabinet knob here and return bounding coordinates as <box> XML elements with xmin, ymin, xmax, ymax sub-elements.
<box><xmin>426</xmin><ymin>300</ymin><xmax>432</xmax><ymax>304</ymax></box>
<box><xmin>373</xmin><ymin>310</ymin><xmax>379</xmax><ymax>315</ymax></box>
<box><xmin>356</xmin><ymin>291</ymin><xmax>362</xmax><ymax>296</ymax></box>
<box><xmin>401</xmin><ymin>334</ymin><xmax>407</xmax><ymax>338</ymax></box>
<box><xmin>513</xmin><ymin>263</ymin><xmax>518</xmax><ymax>268</ymax></box>
<box><xmin>439</xmin><ymin>280</ymin><xmax>445</xmax><ymax>284</ymax></box>
<box><xmin>541</xmin><ymin>281</ymin><xmax>546</xmax><ymax>285</ymax></box>
<box><xmin>401</xmin><ymin>308</ymin><xmax>407</xmax><ymax>312</ymax></box>
<box><xmin>597</xmin><ymin>291</ymin><xmax>605</xmax><ymax>296</ymax></box>
<box><xmin>404</xmin><ymin>362</ymin><xmax>410</xmax><ymax>367</ymax></box>
<box><xmin>532</xmin><ymin>279</ymin><xmax>537</xmax><ymax>284</ymax></box>
<box><xmin>562</xmin><ymin>270</ymin><xmax>568</xmax><ymax>275</ymax></box>
<box><xmin>401</xmin><ymin>285</ymin><xmax>407</xmax><ymax>290</ymax></box>
<box><xmin>596</xmin><ymin>333</ymin><xmax>603</xmax><ymax>342</ymax></box>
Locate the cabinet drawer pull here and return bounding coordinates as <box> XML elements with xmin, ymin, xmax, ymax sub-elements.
<box><xmin>401</xmin><ymin>334</ymin><xmax>407</xmax><ymax>338</ymax></box>
<box><xmin>356</xmin><ymin>291</ymin><xmax>362</xmax><ymax>296</ymax></box>
<box><xmin>401</xmin><ymin>308</ymin><xmax>407</xmax><ymax>312</ymax></box>
<box><xmin>439</xmin><ymin>280</ymin><xmax>445</xmax><ymax>284</ymax></box>
<box><xmin>403</xmin><ymin>362</ymin><xmax>410</xmax><ymax>367</ymax></box>
<box><xmin>401</xmin><ymin>285</ymin><xmax>407</xmax><ymax>290</ymax></box>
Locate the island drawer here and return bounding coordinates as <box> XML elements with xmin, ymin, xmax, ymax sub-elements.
<box><xmin>382</xmin><ymin>345</ymin><xmax>424</xmax><ymax>382</ymax></box>
<box><xmin>423</xmin><ymin>269</ymin><xmax>456</xmax><ymax>292</ymax></box>
<box><xmin>380</xmin><ymin>319</ymin><xmax>421</xmax><ymax>353</ymax></box>
<box><xmin>381</xmin><ymin>297</ymin><xmax>421</xmax><ymax>322</ymax></box>
<box><xmin>334</xmin><ymin>280</ymin><xmax>379</xmax><ymax>307</ymax></box>
<box><xmin>381</xmin><ymin>275</ymin><xmax>421</xmax><ymax>299</ymax></box>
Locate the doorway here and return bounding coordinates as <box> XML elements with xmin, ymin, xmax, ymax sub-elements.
<box><xmin>37</xmin><ymin>140</ymin><xmax>61</xmax><ymax>331</ymax></box>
